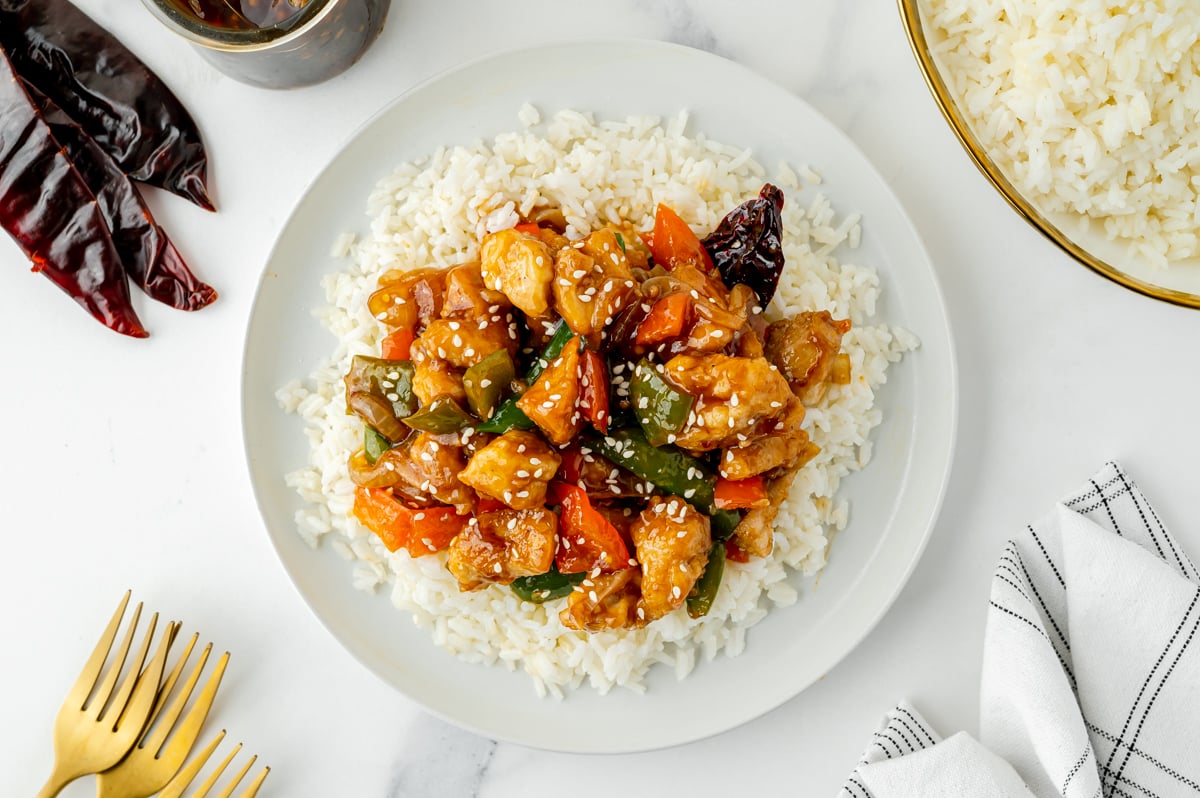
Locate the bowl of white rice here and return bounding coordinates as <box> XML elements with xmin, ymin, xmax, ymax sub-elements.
<box><xmin>900</xmin><ymin>0</ymin><xmax>1200</xmax><ymax>307</ymax></box>
<box><xmin>243</xmin><ymin>40</ymin><xmax>957</xmax><ymax>751</ymax></box>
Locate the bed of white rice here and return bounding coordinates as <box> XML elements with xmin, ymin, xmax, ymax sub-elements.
<box><xmin>277</xmin><ymin>107</ymin><xmax>916</xmax><ymax>696</ymax></box>
<box><xmin>921</xmin><ymin>0</ymin><xmax>1200</xmax><ymax>267</ymax></box>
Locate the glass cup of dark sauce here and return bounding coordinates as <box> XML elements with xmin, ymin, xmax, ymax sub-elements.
<box><xmin>140</xmin><ymin>0</ymin><xmax>390</xmax><ymax>89</ymax></box>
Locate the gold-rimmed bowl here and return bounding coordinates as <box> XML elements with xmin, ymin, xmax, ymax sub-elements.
<box><xmin>898</xmin><ymin>0</ymin><xmax>1200</xmax><ymax>309</ymax></box>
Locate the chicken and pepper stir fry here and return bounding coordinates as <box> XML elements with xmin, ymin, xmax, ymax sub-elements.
<box><xmin>345</xmin><ymin>184</ymin><xmax>852</xmax><ymax>631</ymax></box>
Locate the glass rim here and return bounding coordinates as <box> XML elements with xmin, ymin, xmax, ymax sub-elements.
<box><xmin>138</xmin><ymin>0</ymin><xmax>342</xmax><ymax>51</ymax></box>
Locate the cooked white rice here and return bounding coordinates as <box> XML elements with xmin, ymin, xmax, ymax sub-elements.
<box><xmin>278</xmin><ymin>108</ymin><xmax>916</xmax><ymax>696</ymax></box>
<box><xmin>921</xmin><ymin>0</ymin><xmax>1200</xmax><ymax>267</ymax></box>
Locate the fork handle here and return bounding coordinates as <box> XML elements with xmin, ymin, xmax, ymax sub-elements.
<box><xmin>34</xmin><ymin>763</ymin><xmax>77</xmax><ymax>798</ymax></box>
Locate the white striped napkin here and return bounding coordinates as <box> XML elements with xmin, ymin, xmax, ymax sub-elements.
<box><xmin>841</xmin><ymin>462</ymin><xmax>1200</xmax><ymax>798</ymax></box>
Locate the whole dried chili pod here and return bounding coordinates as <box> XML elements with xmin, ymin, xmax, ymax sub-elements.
<box><xmin>0</xmin><ymin>49</ymin><xmax>147</xmax><ymax>338</ymax></box>
<box><xmin>0</xmin><ymin>0</ymin><xmax>215</xmax><ymax>211</ymax></box>
<box><xmin>26</xmin><ymin>83</ymin><xmax>217</xmax><ymax>311</ymax></box>
<box><xmin>701</xmin><ymin>183</ymin><xmax>786</xmax><ymax>307</ymax></box>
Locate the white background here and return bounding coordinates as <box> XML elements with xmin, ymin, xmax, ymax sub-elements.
<box><xmin>3</xmin><ymin>1</ymin><xmax>1199</xmax><ymax>795</ymax></box>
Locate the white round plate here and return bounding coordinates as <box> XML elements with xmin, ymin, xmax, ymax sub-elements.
<box><xmin>242</xmin><ymin>39</ymin><xmax>957</xmax><ymax>753</ymax></box>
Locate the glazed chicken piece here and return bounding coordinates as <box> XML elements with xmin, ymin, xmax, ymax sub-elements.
<box><xmin>368</xmin><ymin>267</ymin><xmax>446</xmax><ymax>332</ymax></box>
<box><xmin>729</xmin><ymin>465</ymin><xmax>803</xmax><ymax>558</ymax></box>
<box><xmin>719</xmin><ymin>398</ymin><xmax>820</xmax><ymax>480</ymax></box>
<box><xmin>764</xmin><ymin>311</ymin><xmax>852</xmax><ymax>403</ymax></box>
<box><xmin>409</xmin><ymin>356</ymin><xmax>466</xmax><ymax>406</ymax></box>
<box><xmin>447</xmin><ymin>508</ymin><xmax>558</xmax><ymax>590</ymax></box>
<box><xmin>562</xmin><ymin>446</ymin><xmax>646</xmax><ymax>499</ymax></box>
<box><xmin>347</xmin><ymin>432</ymin><xmax>475</xmax><ymax>514</ymax></box>
<box><xmin>458</xmin><ymin>430</ymin><xmax>561</xmax><ymax>510</ymax></box>
<box><xmin>552</xmin><ymin>229</ymin><xmax>638</xmax><ymax>348</ymax></box>
<box><xmin>441</xmin><ymin>261</ymin><xmax>511</xmax><ymax>320</ymax></box>
<box><xmin>515</xmin><ymin>336</ymin><xmax>583</xmax><ymax>446</ymax></box>
<box><xmin>664</xmin><ymin>353</ymin><xmax>794</xmax><ymax>452</ymax></box>
<box><xmin>632</xmin><ymin>497</ymin><xmax>712</xmax><ymax>622</ymax></box>
<box><xmin>479</xmin><ymin>228</ymin><xmax>555</xmax><ymax>317</ymax></box>
<box><xmin>409</xmin><ymin>316</ymin><xmax>518</xmax><ymax>405</ymax></box>
<box><xmin>560</xmin><ymin>568</ymin><xmax>643</xmax><ymax>632</ymax></box>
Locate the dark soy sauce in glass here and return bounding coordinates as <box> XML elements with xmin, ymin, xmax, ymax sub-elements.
<box><xmin>148</xmin><ymin>0</ymin><xmax>390</xmax><ymax>88</ymax></box>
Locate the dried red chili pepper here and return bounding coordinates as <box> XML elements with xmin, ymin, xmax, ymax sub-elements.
<box><xmin>26</xmin><ymin>84</ymin><xmax>217</xmax><ymax>312</ymax></box>
<box><xmin>0</xmin><ymin>50</ymin><xmax>146</xmax><ymax>337</ymax></box>
<box><xmin>701</xmin><ymin>183</ymin><xmax>786</xmax><ymax>307</ymax></box>
<box><xmin>0</xmin><ymin>0</ymin><xmax>215</xmax><ymax>211</ymax></box>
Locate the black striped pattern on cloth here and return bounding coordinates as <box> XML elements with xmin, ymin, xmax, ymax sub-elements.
<box><xmin>839</xmin><ymin>462</ymin><xmax>1200</xmax><ymax>798</ymax></box>
<box><xmin>838</xmin><ymin>702</ymin><xmax>941</xmax><ymax>798</ymax></box>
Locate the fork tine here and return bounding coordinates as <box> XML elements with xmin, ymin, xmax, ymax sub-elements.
<box><xmin>112</xmin><ymin>619</ymin><xmax>175</xmax><ymax>737</ymax></box>
<box><xmin>192</xmin><ymin>740</ymin><xmax>241</xmax><ymax>798</ymax></box>
<box><xmin>235</xmin><ymin>766</ymin><xmax>270</xmax><ymax>798</ymax></box>
<box><xmin>150</xmin><ymin>631</ymin><xmax>199</xmax><ymax>723</ymax></box>
<box><xmin>98</xmin><ymin>610</ymin><xmax>155</xmax><ymax>726</ymax></box>
<box><xmin>213</xmin><ymin>753</ymin><xmax>256</xmax><ymax>798</ymax></box>
<box><xmin>157</xmin><ymin>732</ymin><xmax>269</xmax><ymax>798</ymax></box>
<box><xmin>64</xmin><ymin>591</ymin><xmax>131</xmax><ymax>712</ymax></box>
<box><xmin>161</xmin><ymin>649</ymin><xmax>228</xmax><ymax>757</ymax></box>
<box><xmin>156</xmin><ymin>730</ymin><xmax>224</xmax><ymax>798</ymax></box>
<box><xmin>140</xmin><ymin>635</ymin><xmax>204</xmax><ymax>755</ymax></box>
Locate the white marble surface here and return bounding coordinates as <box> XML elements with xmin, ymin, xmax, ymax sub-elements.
<box><xmin>3</xmin><ymin>1</ymin><xmax>1200</xmax><ymax>795</ymax></box>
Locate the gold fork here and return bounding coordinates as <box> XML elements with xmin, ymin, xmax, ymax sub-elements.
<box><xmin>159</xmin><ymin>730</ymin><xmax>270</xmax><ymax>798</ymax></box>
<box><xmin>96</xmin><ymin>632</ymin><xmax>230</xmax><ymax>797</ymax></box>
<box><xmin>37</xmin><ymin>592</ymin><xmax>177</xmax><ymax>798</ymax></box>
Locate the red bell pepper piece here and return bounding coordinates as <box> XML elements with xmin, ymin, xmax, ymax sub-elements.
<box><xmin>380</xmin><ymin>327</ymin><xmax>414</xmax><ymax>360</ymax></box>
<box><xmin>641</xmin><ymin>203</ymin><xmax>714</xmax><ymax>271</ymax></box>
<box><xmin>713</xmin><ymin>476</ymin><xmax>770</xmax><ymax>510</ymax></box>
<box><xmin>352</xmin><ymin>487</ymin><xmax>465</xmax><ymax>556</ymax></box>
<box><xmin>405</xmin><ymin>506</ymin><xmax>467</xmax><ymax>557</ymax></box>
<box><xmin>549</xmin><ymin>482</ymin><xmax>632</xmax><ymax>574</ymax></box>
<box><xmin>635</xmin><ymin>292</ymin><xmax>691</xmax><ymax>345</ymax></box>
<box><xmin>514</xmin><ymin>223</ymin><xmax>541</xmax><ymax>236</ymax></box>
<box><xmin>725</xmin><ymin>538</ymin><xmax>751</xmax><ymax>563</ymax></box>
<box><xmin>579</xmin><ymin>349</ymin><xmax>611</xmax><ymax>434</ymax></box>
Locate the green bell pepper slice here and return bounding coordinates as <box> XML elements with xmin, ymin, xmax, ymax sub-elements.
<box><xmin>344</xmin><ymin>356</ymin><xmax>418</xmax><ymax>443</ymax></box>
<box><xmin>630</xmin><ymin>360</ymin><xmax>694</xmax><ymax>447</ymax></box>
<box><xmin>585</xmin><ymin>428</ymin><xmax>741</xmax><ymax>540</ymax></box>
<box><xmin>462</xmin><ymin>349</ymin><xmax>516</xmax><ymax>421</ymax></box>
<box><xmin>402</xmin><ymin>396</ymin><xmax>474</xmax><ymax>434</ymax></box>
<box><xmin>686</xmin><ymin>543</ymin><xmax>726</xmax><ymax>619</ymax></box>
<box><xmin>510</xmin><ymin>567</ymin><xmax>586</xmax><ymax>603</ymax></box>
<box><xmin>363</xmin><ymin>425</ymin><xmax>393</xmax><ymax>464</ymax></box>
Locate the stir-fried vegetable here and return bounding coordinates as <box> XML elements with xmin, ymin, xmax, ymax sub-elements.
<box><xmin>549</xmin><ymin>482</ymin><xmax>632</xmax><ymax>575</ymax></box>
<box><xmin>686</xmin><ymin>543</ymin><xmax>726</xmax><ymax>619</ymax></box>
<box><xmin>586</xmin><ymin>428</ymin><xmax>740</xmax><ymax>539</ymax></box>
<box><xmin>462</xmin><ymin>349</ymin><xmax>516</xmax><ymax>420</ymax></box>
<box><xmin>380</xmin><ymin>328</ymin><xmax>414</xmax><ymax>360</ymax></box>
<box><xmin>344</xmin><ymin>356</ymin><xmax>418</xmax><ymax>443</ymax></box>
<box><xmin>630</xmin><ymin>360</ymin><xmax>694</xmax><ymax>446</ymax></box>
<box><xmin>635</xmin><ymin>293</ymin><xmax>691</xmax><ymax>346</ymax></box>
<box><xmin>713</xmin><ymin>476</ymin><xmax>770</xmax><ymax>510</ymax></box>
<box><xmin>402</xmin><ymin>395</ymin><xmax>474</xmax><ymax>434</ymax></box>
<box><xmin>579</xmin><ymin>350</ymin><xmax>611</xmax><ymax>433</ymax></box>
<box><xmin>511</xmin><ymin>567</ymin><xmax>586</xmax><ymax>603</ymax></box>
<box><xmin>363</xmin><ymin>426</ymin><xmax>392</xmax><ymax>465</ymax></box>
<box><xmin>641</xmin><ymin>203</ymin><xmax>713</xmax><ymax>270</ymax></box>
<box><xmin>352</xmin><ymin>487</ymin><xmax>466</xmax><ymax>555</ymax></box>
